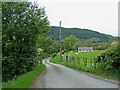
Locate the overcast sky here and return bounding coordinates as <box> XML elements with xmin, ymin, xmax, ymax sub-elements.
<box><xmin>31</xmin><ymin>0</ymin><xmax>118</xmax><ymax>36</ymax></box>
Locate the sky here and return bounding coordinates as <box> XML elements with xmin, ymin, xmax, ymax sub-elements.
<box><xmin>31</xmin><ymin>0</ymin><xmax>118</xmax><ymax>36</ymax></box>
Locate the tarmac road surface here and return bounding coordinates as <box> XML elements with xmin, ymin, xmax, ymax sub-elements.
<box><xmin>32</xmin><ymin>58</ymin><xmax>118</xmax><ymax>88</ymax></box>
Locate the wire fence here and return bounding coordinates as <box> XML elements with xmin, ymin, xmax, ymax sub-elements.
<box><xmin>63</xmin><ymin>55</ymin><xmax>97</xmax><ymax>68</ymax></box>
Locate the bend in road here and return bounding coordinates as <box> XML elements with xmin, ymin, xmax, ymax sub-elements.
<box><xmin>32</xmin><ymin>58</ymin><xmax>118</xmax><ymax>88</ymax></box>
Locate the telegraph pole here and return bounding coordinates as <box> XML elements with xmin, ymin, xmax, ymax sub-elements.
<box><xmin>59</xmin><ymin>21</ymin><xmax>62</xmax><ymax>60</ymax></box>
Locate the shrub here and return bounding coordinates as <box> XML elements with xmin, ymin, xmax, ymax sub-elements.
<box><xmin>52</xmin><ymin>53</ymin><xmax>57</xmax><ymax>58</ymax></box>
<box><xmin>2</xmin><ymin>2</ymin><xmax>49</xmax><ymax>82</ymax></box>
<box><xmin>96</xmin><ymin>44</ymin><xmax>120</xmax><ymax>70</ymax></box>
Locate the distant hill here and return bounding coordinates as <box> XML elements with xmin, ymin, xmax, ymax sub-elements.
<box><xmin>48</xmin><ymin>26</ymin><xmax>115</xmax><ymax>42</ymax></box>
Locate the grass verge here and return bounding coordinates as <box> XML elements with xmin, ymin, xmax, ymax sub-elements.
<box><xmin>2</xmin><ymin>64</ymin><xmax>45</xmax><ymax>89</ymax></box>
<box><xmin>0</xmin><ymin>83</ymin><xmax>2</xmax><ymax>90</ymax></box>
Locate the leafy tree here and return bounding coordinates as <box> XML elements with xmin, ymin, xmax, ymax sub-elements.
<box><xmin>64</xmin><ymin>35</ymin><xmax>80</xmax><ymax>51</ymax></box>
<box><xmin>96</xmin><ymin>42</ymin><xmax>109</xmax><ymax>50</ymax></box>
<box><xmin>89</xmin><ymin>37</ymin><xmax>100</xmax><ymax>43</ymax></box>
<box><xmin>82</xmin><ymin>39</ymin><xmax>93</xmax><ymax>47</ymax></box>
<box><xmin>2</xmin><ymin>2</ymin><xmax>49</xmax><ymax>82</ymax></box>
<box><xmin>37</xmin><ymin>36</ymin><xmax>53</xmax><ymax>54</ymax></box>
<box><xmin>51</xmin><ymin>40</ymin><xmax>60</xmax><ymax>53</ymax></box>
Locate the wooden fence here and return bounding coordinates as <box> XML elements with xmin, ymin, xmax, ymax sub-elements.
<box><xmin>65</xmin><ymin>55</ymin><xmax>97</xmax><ymax>68</ymax></box>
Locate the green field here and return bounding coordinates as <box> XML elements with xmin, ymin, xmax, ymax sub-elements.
<box><xmin>50</xmin><ymin>50</ymin><xmax>118</xmax><ymax>80</ymax></box>
<box><xmin>2</xmin><ymin>64</ymin><xmax>45</xmax><ymax>89</ymax></box>
<box><xmin>65</xmin><ymin>50</ymin><xmax>105</xmax><ymax>65</ymax></box>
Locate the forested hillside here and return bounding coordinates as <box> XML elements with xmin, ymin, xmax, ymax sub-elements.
<box><xmin>48</xmin><ymin>26</ymin><xmax>115</xmax><ymax>42</ymax></box>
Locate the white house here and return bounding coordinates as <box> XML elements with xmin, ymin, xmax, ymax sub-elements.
<box><xmin>78</xmin><ymin>47</ymin><xmax>93</xmax><ymax>52</ymax></box>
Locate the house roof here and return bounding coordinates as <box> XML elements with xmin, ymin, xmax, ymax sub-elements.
<box><xmin>78</xmin><ymin>47</ymin><xmax>93</xmax><ymax>50</ymax></box>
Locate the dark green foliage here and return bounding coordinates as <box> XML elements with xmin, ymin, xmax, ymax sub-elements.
<box><xmin>48</xmin><ymin>26</ymin><xmax>117</xmax><ymax>52</ymax></box>
<box><xmin>52</xmin><ymin>53</ymin><xmax>57</xmax><ymax>58</ymax></box>
<box><xmin>48</xmin><ymin>26</ymin><xmax>115</xmax><ymax>42</ymax></box>
<box><xmin>2</xmin><ymin>2</ymin><xmax>49</xmax><ymax>82</ymax></box>
<box><xmin>37</xmin><ymin>36</ymin><xmax>53</xmax><ymax>54</ymax></box>
<box><xmin>37</xmin><ymin>35</ymin><xmax>61</xmax><ymax>55</ymax></box>
<box><xmin>64</xmin><ymin>35</ymin><xmax>80</xmax><ymax>51</ymax></box>
<box><xmin>96</xmin><ymin>44</ymin><xmax>119</xmax><ymax>70</ymax></box>
<box><xmin>96</xmin><ymin>42</ymin><xmax>109</xmax><ymax>50</ymax></box>
<box><xmin>51</xmin><ymin>40</ymin><xmax>60</xmax><ymax>53</ymax></box>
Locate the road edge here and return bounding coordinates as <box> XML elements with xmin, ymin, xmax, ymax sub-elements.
<box><xmin>31</xmin><ymin>65</ymin><xmax>46</xmax><ymax>88</ymax></box>
<box><xmin>49</xmin><ymin>59</ymin><xmax>119</xmax><ymax>85</ymax></box>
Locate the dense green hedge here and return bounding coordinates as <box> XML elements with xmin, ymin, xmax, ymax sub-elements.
<box><xmin>2</xmin><ymin>2</ymin><xmax>49</xmax><ymax>82</ymax></box>
<box><xmin>96</xmin><ymin>44</ymin><xmax>119</xmax><ymax>70</ymax></box>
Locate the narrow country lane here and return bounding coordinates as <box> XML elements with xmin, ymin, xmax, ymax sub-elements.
<box><xmin>32</xmin><ymin>58</ymin><xmax>118</xmax><ymax>88</ymax></box>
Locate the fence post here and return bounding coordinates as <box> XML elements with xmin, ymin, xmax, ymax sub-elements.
<box><xmin>83</xmin><ymin>57</ymin><xmax>84</xmax><ymax>60</ymax></box>
<box><xmin>93</xmin><ymin>58</ymin><xmax>96</xmax><ymax>68</ymax></box>
<box><xmin>68</xmin><ymin>56</ymin><xmax>70</xmax><ymax>62</ymax></box>
<box><xmin>100</xmin><ymin>56</ymin><xmax>103</xmax><ymax>67</ymax></box>
<box><xmin>90</xmin><ymin>58</ymin><xmax>92</xmax><ymax>66</ymax></box>
<box><xmin>83</xmin><ymin>57</ymin><xmax>85</xmax><ymax>66</ymax></box>
<box><xmin>85</xmin><ymin>57</ymin><xmax>87</xmax><ymax>66</ymax></box>
<box><xmin>77</xmin><ymin>57</ymin><xmax>80</xmax><ymax>64</ymax></box>
<box><xmin>66</xmin><ymin>56</ymin><xmax>68</xmax><ymax>62</ymax></box>
<box><xmin>72</xmin><ymin>56</ymin><xmax>75</xmax><ymax>64</ymax></box>
<box><xmin>69</xmin><ymin>56</ymin><xmax>71</xmax><ymax>63</ymax></box>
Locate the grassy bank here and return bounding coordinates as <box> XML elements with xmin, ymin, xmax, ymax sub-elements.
<box><xmin>0</xmin><ymin>83</ymin><xmax>2</xmax><ymax>90</ymax></box>
<box><xmin>2</xmin><ymin>64</ymin><xmax>45</xmax><ymax>89</ymax></box>
<box><xmin>50</xmin><ymin>51</ymin><xmax>118</xmax><ymax>80</ymax></box>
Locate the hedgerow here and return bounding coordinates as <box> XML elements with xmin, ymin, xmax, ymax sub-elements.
<box><xmin>2</xmin><ymin>2</ymin><xmax>49</xmax><ymax>82</ymax></box>
<box><xmin>96</xmin><ymin>44</ymin><xmax>119</xmax><ymax>70</ymax></box>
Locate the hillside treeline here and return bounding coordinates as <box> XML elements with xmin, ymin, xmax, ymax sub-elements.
<box><xmin>47</xmin><ymin>26</ymin><xmax>117</xmax><ymax>51</ymax></box>
<box><xmin>48</xmin><ymin>26</ymin><xmax>115</xmax><ymax>43</ymax></box>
